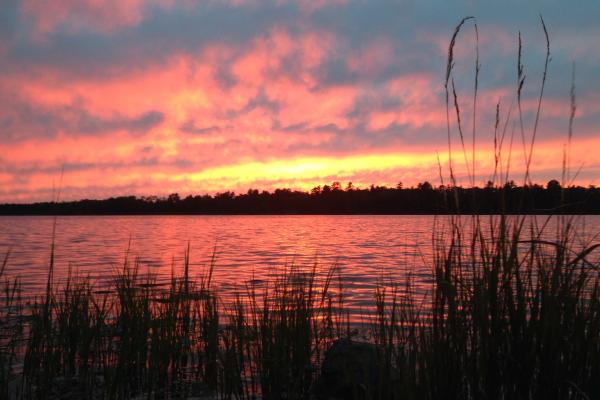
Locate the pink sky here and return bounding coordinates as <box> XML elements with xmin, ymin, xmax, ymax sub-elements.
<box><xmin>1</xmin><ymin>1</ymin><xmax>599</xmax><ymax>202</ymax></box>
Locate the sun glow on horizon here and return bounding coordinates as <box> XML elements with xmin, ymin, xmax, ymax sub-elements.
<box><xmin>183</xmin><ymin>152</ymin><xmax>432</xmax><ymax>188</ymax></box>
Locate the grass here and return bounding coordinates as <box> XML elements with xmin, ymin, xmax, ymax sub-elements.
<box><xmin>2</xmin><ymin>252</ymin><xmax>348</xmax><ymax>399</ymax></box>
<box><xmin>1</xmin><ymin>221</ymin><xmax>598</xmax><ymax>400</ymax></box>
<box><xmin>1</xmin><ymin>16</ymin><xmax>600</xmax><ymax>400</ymax></box>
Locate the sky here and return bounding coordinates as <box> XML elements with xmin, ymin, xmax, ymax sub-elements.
<box><xmin>1</xmin><ymin>0</ymin><xmax>599</xmax><ymax>203</ymax></box>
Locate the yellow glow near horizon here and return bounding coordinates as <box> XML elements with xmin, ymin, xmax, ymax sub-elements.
<box><xmin>160</xmin><ymin>136</ymin><xmax>600</xmax><ymax>194</ymax></box>
<box><xmin>175</xmin><ymin>151</ymin><xmax>436</xmax><ymax>191</ymax></box>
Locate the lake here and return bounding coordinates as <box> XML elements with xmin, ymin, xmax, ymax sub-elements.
<box><xmin>1</xmin><ymin>215</ymin><xmax>599</xmax><ymax>318</ymax></box>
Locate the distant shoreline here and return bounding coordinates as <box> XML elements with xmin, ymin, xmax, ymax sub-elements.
<box><xmin>2</xmin><ymin>181</ymin><xmax>599</xmax><ymax>215</ymax></box>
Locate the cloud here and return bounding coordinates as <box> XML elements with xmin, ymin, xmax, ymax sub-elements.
<box><xmin>0</xmin><ymin>94</ymin><xmax>164</xmax><ymax>141</ymax></box>
<box><xmin>1</xmin><ymin>0</ymin><xmax>600</xmax><ymax>202</ymax></box>
<box><xmin>20</xmin><ymin>0</ymin><xmax>155</xmax><ymax>35</ymax></box>
<box><xmin>179</xmin><ymin>120</ymin><xmax>222</xmax><ymax>135</ymax></box>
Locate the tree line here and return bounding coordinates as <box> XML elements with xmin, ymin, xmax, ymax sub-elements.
<box><xmin>1</xmin><ymin>180</ymin><xmax>599</xmax><ymax>215</ymax></box>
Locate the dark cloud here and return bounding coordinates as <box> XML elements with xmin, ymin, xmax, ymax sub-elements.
<box><xmin>179</xmin><ymin>120</ymin><xmax>222</xmax><ymax>135</ymax></box>
<box><xmin>2</xmin><ymin>0</ymin><xmax>598</xmax><ymax>96</ymax></box>
<box><xmin>0</xmin><ymin>158</ymin><xmax>161</xmax><ymax>176</ymax></box>
<box><xmin>0</xmin><ymin>95</ymin><xmax>164</xmax><ymax>141</ymax></box>
<box><xmin>0</xmin><ymin>1</ymin><xmax>19</xmax><ymax>41</ymax></box>
<box><xmin>0</xmin><ymin>2</ymin><xmax>298</xmax><ymax>79</ymax></box>
<box><xmin>242</xmin><ymin>87</ymin><xmax>281</xmax><ymax>114</ymax></box>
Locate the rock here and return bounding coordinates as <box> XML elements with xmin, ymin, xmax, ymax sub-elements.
<box><xmin>313</xmin><ymin>338</ymin><xmax>382</xmax><ymax>400</ymax></box>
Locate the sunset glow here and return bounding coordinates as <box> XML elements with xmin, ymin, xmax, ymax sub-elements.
<box><xmin>1</xmin><ymin>1</ymin><xmax>600</xmax><ymax>202</ymax></box>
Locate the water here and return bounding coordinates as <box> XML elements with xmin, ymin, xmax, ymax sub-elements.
<box><xmin>1</xmin><ymin>215</ymin><xmax>599</xmax><ymax>316</ymax></box>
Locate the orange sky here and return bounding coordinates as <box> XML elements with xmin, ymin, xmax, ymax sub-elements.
<box><xmin>1</xmin><ymin>1</ymin><xmax>599</xmax><ymax>202</ymax></box>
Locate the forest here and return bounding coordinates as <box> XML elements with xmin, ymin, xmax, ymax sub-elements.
<box><xmin>2</xmin><ymin>180</ymin><xmax>599</xmax><ymax>215</ymax></box>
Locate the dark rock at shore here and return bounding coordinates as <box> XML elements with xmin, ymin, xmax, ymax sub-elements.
<box><xmin>313</xmin><ymin>338</ymin><xmax>386</xmax><ymax>400</ymax></box>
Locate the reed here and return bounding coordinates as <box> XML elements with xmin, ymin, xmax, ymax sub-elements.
<box><xmin>0</xmin><ymin>252</ymin><xmax>22</xmax><ymax>400</ymax></box>
<box><xmin>1</xmin><ymin>215</ymin><xmax>598</xmax><ymax>399</ymax></box>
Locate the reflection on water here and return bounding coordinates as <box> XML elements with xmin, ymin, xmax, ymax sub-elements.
<box><xmin>1</xmin><ymin>215</ymin><xmax>599</xmax><ymax>316</ymax></box>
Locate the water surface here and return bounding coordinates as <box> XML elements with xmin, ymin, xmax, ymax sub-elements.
<box><xmin>1</xmin><ymin>215</ymin><xmax>598</xmax><ymax>316</ymax></box>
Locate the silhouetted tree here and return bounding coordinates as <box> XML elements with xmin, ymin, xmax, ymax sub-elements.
<box><xmin>418</xmin><ymin>181</ymin><xmax>433</xmax><ymax>191</ymax></box>
<box><xmin>547</xmin><ymin>179</ymin><xmax>561</xmax><ymax>191</ymax></box>
<box><xmin>2</xmin><ymin>180</ymin><xmax>599</xmax><ymax>215</ymax></box>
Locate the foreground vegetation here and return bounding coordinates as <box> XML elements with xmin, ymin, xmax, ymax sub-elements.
<box><xmin>0</xmin><ymin>213</ymin><xmax>599</xmax><ymax>399</ymax></box>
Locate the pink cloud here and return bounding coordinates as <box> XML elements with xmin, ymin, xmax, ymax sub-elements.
<box><xmin>2</xmin><ymin>6</ymin><xmax>600</xmax><ymax>203</ymax></box>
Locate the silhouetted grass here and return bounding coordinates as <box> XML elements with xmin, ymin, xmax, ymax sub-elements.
<box><xmin>0</xmin><ymin>252</ymin><xmax>22</xmax><ymax>400</ymax></box>
<box><xmin>0</xmin><ymin>216</ymin><xmax>597</xmax><ymax>399</ymax></box>
<box><xmin>1</xmin><ymin>16</ymin><xmax>599</xmax><ymax>400</ymax></box>
<box><xmin>2</xmin><ymin>219</ymin><xmax>600</xmax><ymax>399</ymax></box>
